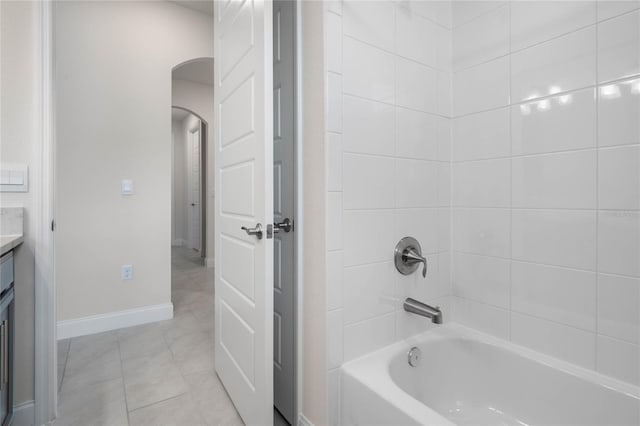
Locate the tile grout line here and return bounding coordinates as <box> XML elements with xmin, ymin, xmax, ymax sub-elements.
<box><xmin>58</xmin><ymin>342</ymin><xmax>71</xmax><ymax>393</ymax></box>
<box><xmin>116</xmin><ymin>338</ymin><xmax>132</xmax><ymax>425</ymax></box>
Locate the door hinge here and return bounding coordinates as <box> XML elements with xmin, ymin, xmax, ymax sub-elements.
<box><xmin>51</xmin><ymin>220</ymin><xmax>55</xmax><ymax>232</ymax></box>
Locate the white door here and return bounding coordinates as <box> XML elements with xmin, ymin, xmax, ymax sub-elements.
<box><xmin>273</xmin><ymin>0</ymin><xmax>295</xmax><ymax>423</ymax></box>
<box><xmin>214</xmin><ymin>0</ymin><xmax>274</xmax><ymax>425</ymax></box>
<box><xmin>188</xmin><ymin>127</ymin><xmax>202</xmax><ymax>252</ymax></box>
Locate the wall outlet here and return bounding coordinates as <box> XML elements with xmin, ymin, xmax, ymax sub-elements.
<box><xmin>121</xmin><ymin>264</ymin><xmax>133</xmax><ymax>280</ymax></box>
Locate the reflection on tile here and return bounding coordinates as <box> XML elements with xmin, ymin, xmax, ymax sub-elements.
<box><xmin>511</xmin><ymin>27</ymin><xmax>596</xmax><ymax>103</ymax></box>
<box><xmin>511</xmin><ymin>88</ymin><xmax>597</xmax><ymax>155</ymax></box>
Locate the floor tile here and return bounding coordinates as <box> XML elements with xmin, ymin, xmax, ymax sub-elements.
<box><xmin>128</xmin><ymin>393</ymin><xmax>206</xmax><ymax>426</ymax></box>
<box><xmin>183</xmin><ymin>371</ymin><xmax>243</xmax><ymax>426</ymax></box>
<box><xmin>57</xmin><ymin>377</ymin><xmax>128</xmax><ymax>426</ymax></box>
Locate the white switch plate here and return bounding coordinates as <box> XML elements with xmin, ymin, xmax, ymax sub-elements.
<box><xmin>121</xmin><ymin>265</ymin><xmax>133</xmax><ymax>280</ymax></box>
<box><xmin>121</xmin><ymin>179</ymin><xmax>133</xmax><ymax>195</ymax></box>
<box><xmin>0</xmin><ymin>164</ymin><xmax>28</xmax><ymax>192</ymax></box>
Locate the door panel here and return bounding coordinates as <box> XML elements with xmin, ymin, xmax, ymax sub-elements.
<box><xmin>214</xmin><ymin>0</ymin><xmax>274</xmax><ymax>425</ymax></box>
<box><xmin>273</xmin><ymin>0</ymin><xmax>295</xmax><ymax>422</ymax></box>
<box><xmin>188</xmin><ymin>128</ymin><xmax>202</xmax><ymax>251</ymax></box>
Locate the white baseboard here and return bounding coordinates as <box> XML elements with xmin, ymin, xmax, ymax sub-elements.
<box><xmin>57</xmin><ymin>303</ymin><xmax>174</xmax><ymax>340</ymax></box>
<box><xmin>298</xmin><ymin>413</ymin><xmax>314</xmax><ymax>426</ymax></box>
<box><xmin>172</xmin><ymin>238</ymin><xmax>185</xmax><ymax>247</ymax></box>
<box><xmin>205</xmin><ymin>257</ymin><xmax>215</xmax><ymax>268</ymax></box>
<box><xmin>12</xmin><ymin>400</ymin><xmax>35</xmax><ymax>426</ymax></box>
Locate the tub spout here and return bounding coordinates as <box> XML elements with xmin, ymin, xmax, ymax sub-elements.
<box><xmin>404</xmin><ymin>298</ymin><xmax>443</xmax><ymax>324</ymax></box>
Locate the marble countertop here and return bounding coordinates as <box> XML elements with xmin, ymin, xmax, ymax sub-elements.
<box><xmin>0</xmin><ymin>235</ymin><xmax>23</xmax><ymax>257</ymax></box>
<box><xmin>1</xmin><ymin>207</ymin><xmax>24</xmax><ymax>256</ymax></box>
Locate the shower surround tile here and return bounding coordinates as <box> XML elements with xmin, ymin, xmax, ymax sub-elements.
<box><xmin>450</xmin><ymin>0</ymin><xmax>640</xmax><ymax>387</ymax></box>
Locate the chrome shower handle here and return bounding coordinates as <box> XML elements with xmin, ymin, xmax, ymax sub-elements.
<box><xmin>403</xmin><ymin>248</ymin><xmax>427</xmax><ymax>278</ymax></box>
<box><xmin>394</xmin><ymin>237</ymin><xmax>428</xmax><ymax>278</ymax></box>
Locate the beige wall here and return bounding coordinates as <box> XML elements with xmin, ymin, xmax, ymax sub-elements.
<box><xmin>0</xmin><ymin>0</ymin><xmax>38</xmax><ymax>407</ymax></box>
<box><xmin>55</xmin><ymin>1</ymin><xmax>213</xmax><ymax>321</ymax></box>
<box><xmin>172</xmin><ymin>79</ymin><xmax>214</xmax><ymax>262</ymax></box>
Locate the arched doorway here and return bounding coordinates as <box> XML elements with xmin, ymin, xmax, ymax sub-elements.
<box><xmin>171</xmin><ymin>57</ymin><xmax>215</xmax><ymax>265</ymax></box>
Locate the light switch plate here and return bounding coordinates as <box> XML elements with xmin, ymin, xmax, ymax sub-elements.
<box><xmin>0</xmin><ymin>164</ymin><xmax>28</xmax><ymax>192</ymax></box>
<box><xmin>121</xmin><ymin>179</ymin><xmax>133</xmax><ymax>195</ymax></box>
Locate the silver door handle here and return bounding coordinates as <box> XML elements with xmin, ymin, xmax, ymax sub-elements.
<box><xmin>273</xmin><ymin>218</ymin><xmax>292</xmax><ymax>233</ymax></box>
<box><xmin>241</xmin><ymin>223</ymin><xmax>263</xmax><ymax>240</ymax></box>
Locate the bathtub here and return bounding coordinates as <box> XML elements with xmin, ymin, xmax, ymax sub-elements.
<box><xmin>341</xmin><ymin>324</ymin><xmax>640</xmax><ymax>426</ymax></box>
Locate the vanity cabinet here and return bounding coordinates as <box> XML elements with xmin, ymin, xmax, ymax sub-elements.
<box><xmin>0</xmin><ymin>253</ymin><xmax>14</xmax><ymax>426</ymax></box>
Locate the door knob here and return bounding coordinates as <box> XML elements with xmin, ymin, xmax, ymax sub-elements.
<box><xmin>273</xmin><ymin>218</ymin><xmax>292</xmax><ymax>233</ymax></box>
<box><xmin>241</xmin><ymin>223</ymin><xmax>263</xmax><ymax>240</ymax></box>
<box><xmin>394</xmin><ymin>237</ymin><xmax>427</xmax><ymax>278</ymax></box>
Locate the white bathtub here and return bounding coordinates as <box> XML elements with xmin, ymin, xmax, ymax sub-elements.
<box><xmin>341</xmin><ymin>324</ymin><xmax>640</xmax><ymax>426</ymax></box>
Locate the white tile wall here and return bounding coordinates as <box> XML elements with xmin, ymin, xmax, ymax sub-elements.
<box><xmin>453</xmin><ymin>159</ymin><xmax>510</xmax><ymax>207</ymax></box>
<box><xmin>511</xmin><ymin>27</ymin><xmax>596</xmax><ymax>103</ymax></box>
<box><xmin>510</xmin><ymin>1</ymin><xmax>596</xmax><ymax>52</ymax></box>
<box><xmin>598</xmin><ymin>273</ymin><xmax>640</xmax><ymax>343</ymax></box>
<box><xmin>451</xmin><ymin>0</ymin><xmax>640</xmax><ymax>384</ymax></box>
<box><xmin>325</xmin><ymin>2</ymin><xmax>639</xmax><ymax>421</ymax></box>
<box><xmin>323</xmin><ymin>3</ymin><xmax>452</xmax><ymax>423</ymax></box>
<box><xmin>453</xmin><ymin>107</ymin><xmax>510</xmax><ymax>161</ymax></box>
<box><xmin>452</xmin><ymin>4</ymin><xmax>509</xmax><ymax>70</ymax></box>
<box><xmin>453</xmin><ymin>55</ymin><xmax>509</xmax><ymax>115</ymax></box>
<box><xmin>511</xmin><ymin>88</ymin><xmax>597</xmax><ymax>156</ymax></box>
<box><xmin>343</xmin><ymin>95</ymin><xmax>395</xmax><ymax>156</ymax></box>
<box><xmin>598</xmin><ymin>77</ymin><xmax>640</xmax><ymax>147</ymax></box>
<box><xmin>597</xmin><ymin>9</ymin><xmax>640</xmax><ymax>83</ymax></box>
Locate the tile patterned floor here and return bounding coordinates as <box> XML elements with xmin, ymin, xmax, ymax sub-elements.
<box><xmin>56</xmin><ymin>247</ymin><xmax>245</xmax><ymax>426</ymax></box>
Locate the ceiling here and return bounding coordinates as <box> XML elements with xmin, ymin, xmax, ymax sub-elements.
<box><xmin>169</xmin><ymin>0</ymin><xmax>214</xmax><ymax>16</ymax></box>
<box><xmin>172</xmin><ymin>59</ymin><xmax>215</xmax><ymax>86</ymax></box>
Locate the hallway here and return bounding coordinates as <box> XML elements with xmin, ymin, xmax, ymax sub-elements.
<box><xmin>55</xmin><ymin>247</ymin><xmax>242</xmax><ymax>426</ymax></box>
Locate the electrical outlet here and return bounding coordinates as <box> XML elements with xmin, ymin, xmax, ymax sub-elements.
<box><xmin>121</xmin><ymin>264</ymin><xmax>133</xmax><ymax>280</ymax></box>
